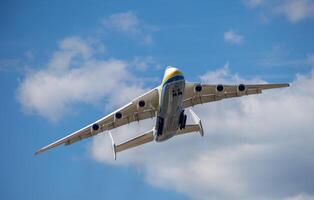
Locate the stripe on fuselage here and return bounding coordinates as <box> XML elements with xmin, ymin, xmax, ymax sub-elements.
<box><xmin>162</xmin><ymin>75</ymin><xmax>185</xmax><ymax>88</ymax></box>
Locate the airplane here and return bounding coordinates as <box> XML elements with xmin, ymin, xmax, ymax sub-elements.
<box><xmin>35</xmin><ymin>67</ymin><xmax>289</xmax><ymax>159</ymax></box>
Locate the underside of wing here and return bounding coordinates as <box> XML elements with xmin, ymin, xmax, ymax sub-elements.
<box><xmin>113</xmin><ymin>129</ymin><xmax>154</xmax><ymax>154</ymax></box>
<box><xmin>35</xmin><ymin>88</ymin><xmax>159</xmax><ymax>155</ymax></box>
<box><xmin>183</xmin><ymin>82</ymin><xmax>289</xmax><ymax>108</ymax></box>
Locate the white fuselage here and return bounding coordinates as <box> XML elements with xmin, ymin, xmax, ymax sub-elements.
<box><xmin>155</xmin><ymin>75</ymin><xmax>185</xmax><ymax>142</ymax></box>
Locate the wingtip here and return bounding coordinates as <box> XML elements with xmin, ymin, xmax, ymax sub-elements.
<box><xmin>278</xmin><ymin>83</ymin><xmax>290</xmax><ymax>88</ymax></box>
<box><xmin>34</xmin><ymin>148</ymin><xmax>46</xmax><ymax>156</ymax></box>
<box><xmin>280</xmin><ymin>83</ymin><xmax>290</xmax><ymax>87</ymax></box>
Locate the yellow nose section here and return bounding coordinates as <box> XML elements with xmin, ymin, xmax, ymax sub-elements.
<box><xmin>162</xmin><ymin>67</ymin><xmax>183</xmax><ymax>85</ymax></box>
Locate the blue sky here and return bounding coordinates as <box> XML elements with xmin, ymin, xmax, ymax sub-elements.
<box><xmin>1</xmin><ymin>0</ymin><xmax>314</xmax><ymax>200</ymax></box>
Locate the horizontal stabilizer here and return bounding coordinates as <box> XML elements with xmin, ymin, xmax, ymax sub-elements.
<box><xmin>176</xmin><ymin>124</ymin><xmax>202</xmax><ymax>135</ymax></box>
<box><xmin>111</xmin><ymin>129</ymin><xmax>154</xmax><ymax>160</ymax></box>
<box><xmin>176</xmin><ymin>109</ymin><xmax>204</xmax><ymax>136</ymax></box>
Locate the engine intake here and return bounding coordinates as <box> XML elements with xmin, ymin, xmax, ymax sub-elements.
<box><xmin>138</xmin><ymin>100</ymin><xmax>146</xmax><ymax>107</ymax></box>
<box><xmin>194</xmin><ymin>84</ymin><xmax>203</xmax><ymax>93</ymax></box>
<box><xmin>216</xmin><ymin>84</ymin><xmax>224</xmax><ymax>92</ymax></box>
<box><xmin>91</xmin><ymin>123</ymin><xmax>100</xmax><ymax>134</ymax></box>
<box><xmin>92</xmin><ymin>123</ymin><xmax>99</xmax><ymax>131</ymax></box>
<box><xmin>115</xmin><ymin>112</ymin><xmax>122</xmax><ymax>120</ymax></box>
<box><xmin>238</xmin><ymin>84</ymin><xmax>246</xmax><ymax>92</ymax></box>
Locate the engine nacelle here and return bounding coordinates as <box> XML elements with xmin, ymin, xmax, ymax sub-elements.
<box><xmin>238</xmin><ymin>84</ymin><xmax>246</xmax><ymax>91</ymax></box>
<box><xmin>137</xmin><ymin>100</ymin><xmax>146</xmax><ymax>111</ymax></box>
<box><xmin>114</xmin><ymin>112</ymin><xmax>123</xmax><ymax>122</ymax></box>
<box><xmin>194</xmin><ymin>84</ymin><xmax>203</xmax><ymax>93</ymax></box>
<box><xmin>91</xmin><ymin>123</ymin><xmax>100</xmax><ymax>134</ymax></box>
<box><xmin>216</xmin><ymin>84</ymin><xmax>224</xmax><ymax>93</ymax></box>
<box><xmin>237</xmin><ymin>84</ymin><xmax>246</xmax><ymax>95</ymax></box>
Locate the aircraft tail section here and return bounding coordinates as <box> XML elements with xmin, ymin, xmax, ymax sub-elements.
<box><xmin>176</xmin><ymin>109</ymin><xmax>204</xmax><ymax>137</ymax></box>
<box><xmin>109</xmin><ymin>129</ymin><xmax>154</xmax><ymax>160</ymax></box>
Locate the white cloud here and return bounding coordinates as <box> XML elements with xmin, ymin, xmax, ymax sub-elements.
<box><xmin>104</xmin><ymin>11</ymin><xmax>140</xmax><ymax>33</ymax></box>
<box><xmin>17</xmin><ymin>36</ymin><xmax>148</xmax><ymax>121</ymax></box>
<box><xmin>276</xmin><ymin>0</ymin><xmax>314</xmax><ymax>23</ymax></box>
<box><xmin>224</xmin><ymin>30</ymin><xmax>244</xmax><ymax>45</ymax></box>
<box><xmin>102</xmin><ymin>11</ymin><xmax>154</xmax><ymax>45</ymax></box>
<box><xmin>90</xmin><ymin>64</ymin><xmax>314</xmax><ymax>200</ymax></box>
<box><xmin>199</xmin><ymin>62</ymin><xmax>263</xmax><ymax>84</ymax></box>
<box><xmin>131</xmin><ymin>56</ymin><xmax>156</xmax><ymax>71</ymax></box>
<box><xmin>244</xmin><ymin>0</ymin><xmax>314</xmax><ymax>23</ymax></box>
<box><xmin>285</xmin><ymin>194</ymin><xmax>314</xmax><ymax>200</ymax></box>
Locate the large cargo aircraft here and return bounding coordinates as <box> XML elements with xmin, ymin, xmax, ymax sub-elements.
<box><xmin>35</xmin><ymin>67</ymin><xmax>289</xmax><ymax>159</ymax></box>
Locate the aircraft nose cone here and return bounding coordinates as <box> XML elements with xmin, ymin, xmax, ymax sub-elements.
<box><xmin>166</xmin><ymin>66</ymin><xmax>178</xmax><ymax>72</ymax></box>
<box><xmin>162</xmin><ymin>66</ymin><xmax>183</xmax><ymax>84</ymax></box>
<box><xmin>165</xmin><ymin>66</ymin><xmax>181</xmax><ymax>75</ymax></box>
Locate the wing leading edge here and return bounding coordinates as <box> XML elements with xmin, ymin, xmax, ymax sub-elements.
<box><xmin>35</xmin><ymin>88</ymin><xmax>159</xmax><ymax>155</ymax></box>
<box><xmin>183</xmin><ymin>83</ymin><xmax>289</xmax><ymax>108</ymax></box>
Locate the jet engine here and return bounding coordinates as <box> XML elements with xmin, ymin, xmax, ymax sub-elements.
<box><xmin>137</xmin><ymin>100</ymin><xmax>146</xmax><ymax>111</ymax></box>
<box><xmin>114</xmin><ymin>112</ymin><xmax>123</xmax><ymax>122</ymax></box>
<box><xmin>91</xmin><ymin>123</ymin><xmax>100</xmax><ymax>134</ymax></box>
<box><xmin>216</xmin><ymin>84</ymin><xmax>224</xmax><ymax>93</ymax></box>
<box><xmin>238</xmin><ymin>84</ymin><xmax>246</xmax><ymax>92</ymax></box>
<box><xmin>194</xmin><ymin>84</ymin><xmax>203</xmax><ymax>93</ymax></box>
<box><xmin>237</xmin><ymin>84</ymin><xmax>246</xmax><ymax>95</ymax></box>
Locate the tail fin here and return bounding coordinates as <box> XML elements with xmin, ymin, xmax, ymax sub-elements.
<box><xmin>189</xmin><ymin>109</ymin><xmax>204</xmax><ymax>137</ymax></box>
<box><xmin>108</xmin><ymin>131</ymin><xmax>116</xmax><ymax>160</ymax></box>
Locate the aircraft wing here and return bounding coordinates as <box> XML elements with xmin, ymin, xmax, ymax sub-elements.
<box><xmin>183</xmin><ymin>83</ymin><xmax>289</xmax><ymax>108</ymax></box>
<box><xmin>35</xmin><ymin>88</ymin><xmax>159</xmax><ymax>155</ymax></box>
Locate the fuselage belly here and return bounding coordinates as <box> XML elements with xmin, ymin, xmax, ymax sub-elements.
<box><xmin>155</xmin><ymin>72</ymin><xmax>185</xmax><ymax>142</ymax></box>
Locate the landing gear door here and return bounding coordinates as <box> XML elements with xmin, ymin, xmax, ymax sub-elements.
<box><xmin>155</xmin><ymin>116</ymin><xmax>164</xmax><ymax>136</ymax></box>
